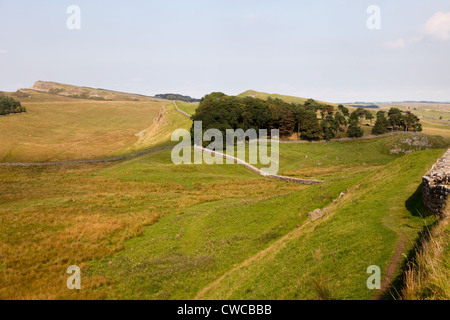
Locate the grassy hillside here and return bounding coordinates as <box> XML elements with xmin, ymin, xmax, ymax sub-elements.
<box><xmin>238</xmin><ymin>90</ymin><xmax>342</xmax><ymax>108</ymax></box>
<box><xmin>83</xmin><ymin>146</ymin><xmax>445</xmax><ymax>300</ymax></box>
<box><xmin>235</xmin><ymin>133</ymin><xmax>448</xmax><ymax>180</ymax></box>
<box><xmin>274</xmin><ymin>134</ymin><xmax>448</xmax><ymax>180</ymax></box>
<box><xmin>133</xmin><ymin>102</ymin><xmax>194</xmax><ymax>150</ymax></box>
<box><xmin>196</xmin><ymin>150</ymin><xmax>444</xmax><ymax>299</ymax></box>
<box><xmin>175</xmin><ymin>101</ymin><xmax>198</xmax><ymax>116</ymax></box>
<box><xmin>0</xmin><ymin>90</ymin><xmax>170</xmax><ymax>162</ymax></box>
<box><xmin>0</xmin><ymin>150</ymin><xmax>302</xmax><ymax>299</ymax></box>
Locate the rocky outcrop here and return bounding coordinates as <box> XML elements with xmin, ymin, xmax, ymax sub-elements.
<box><xmin>422</xmin><ymin>149</ymin><xmax>450</xmax><ymax>217</ymax></box>
<box><xmin>308</xmin><ymin>209</ymin><xmax>325</xmax><ymax>221</ymax></box>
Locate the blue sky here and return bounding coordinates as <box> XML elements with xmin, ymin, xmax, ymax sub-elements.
<box><xmin>1</xmin><ymin>0</ymin><xmax>450</xmax><ymax>102</ymax></box>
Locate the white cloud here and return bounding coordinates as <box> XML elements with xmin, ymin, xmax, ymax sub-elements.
<box><xmin>0</xmin><ymin>49</ymin><xmax>7</xmax><ymax>54</ymax></box>
<box><xmin>424</xmin><ymin>11</ymin><xmax>450</xmax><ymax>40</ymax></box>
<box><xmin>383</xmin><ymin>38</ymin><xmax>406</xmax><ymax>49</ymax></box>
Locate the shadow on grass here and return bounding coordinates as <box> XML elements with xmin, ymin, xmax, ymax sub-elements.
<box><xmin>405</xmin><ymin>184</ymin><xmax>431</xmax><ymax>218</ymax></box>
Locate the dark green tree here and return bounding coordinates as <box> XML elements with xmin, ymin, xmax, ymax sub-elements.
<box><xmin>347</xmin><ymin>119</ymin><xmax>363</xmax><ymax>138</ymax></box>
<box><xmin>371</xmin><ymin>111</ymin><xmax>389</xmax><ymax>135</ymax></box>
<box><xmin>338</xmin><ymin>104</ymin><xmax>349</xmax><ymax>117</ymax></box>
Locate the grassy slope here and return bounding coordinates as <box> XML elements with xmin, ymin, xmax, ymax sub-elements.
<box><xmin>237</xmin><ymin>90</ymin><xmax>341</xmax><ymax>107</ymax></box>
<box><xmin>198</xmin><ymin>150</ymin><xmax>443</xmax><ymax>300</ymax></box>
<box><xmin>85</xmin><ymin>138</ymin><xmax>446</xmax><ymax>299</ymax></box>
<box><xmin>175</xmin><ymin>101</ymin><xmax>198</xmax><ymax>116</ymax></box>
<box><xmin>0</xmin><ymin>90</ymin><xmax>168</xmax><ymax>162</ymax></box>
<box><xmin>133</xmin><ymin>102</ymin><xmax>193</xmax><ymax>150</ymax></box>
<box><xmin>236</xmin><ymin>134</ymin><xmax>448</xmax><ymax>180</ymax></box>
<box><xmin>87</xmin><ymin>157</ymin><xmax>366</xmax><ymax>299</ymax></box>
<box><xmin>275</xmin><ymin>134</ymin><xmax>448</xmax><ymax>180</ymax></box>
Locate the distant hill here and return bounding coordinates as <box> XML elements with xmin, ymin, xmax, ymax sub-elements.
<box><xmin>346</xmin><ymin>104</ymin><xmax>380</xmax><ymax>109</ymax></box>
<box><xmin>155</xmin><ymin>93</ymin><xmax>200</xmax><ymax>103</ymax></box>
<box><xmin>237</xmin><ymin>90</ymin><xmax>340</xmax><ymax>107</ymax></box>
<box><xmin>31</xmin><ymin>81</ymin><xmax>158</xmax><ymax>101</ymax></box>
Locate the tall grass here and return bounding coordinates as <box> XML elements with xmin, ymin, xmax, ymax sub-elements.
<box><xmin>401</xmin><ymin>216</ymin><xmax>450</xmax><ymax>300</ymax></box>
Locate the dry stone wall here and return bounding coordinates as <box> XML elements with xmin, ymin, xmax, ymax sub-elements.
<box><xmin>194</xmin><ymin>146</ymin><xmax>322</xmax><ymax>185</ymax></box>
<box><xmin>423</xmin><ymin>149</ymin><xmax>450</xmax><ymax>216</ymax></box>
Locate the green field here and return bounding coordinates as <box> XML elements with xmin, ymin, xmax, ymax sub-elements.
<box><xmin>0</xmin><ymin>85</ymin><xmax>449</xmax><ymax>300</ymax></box>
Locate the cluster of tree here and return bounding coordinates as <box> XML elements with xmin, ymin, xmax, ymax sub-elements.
<box><xmin>371</xmin><ymin>108</ymin><xmax>422</xmax><ymax>135</ymax></box>
<box><xmin>155</xmin><ymin>93</ymin><xmax>200</xmax><ymax>103</ymax></box>
<box><xmin>0</xmin><ymin>95</ymin><xmax>26</xmax><ymax>116</ymax></box>
<box><xmin>191</xmin><ymin>93</ymin><xmax>422</xmax><ymax>142</ymax></box>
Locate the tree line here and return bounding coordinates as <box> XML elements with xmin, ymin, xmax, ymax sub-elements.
<box><xmin>371</xmin><ymin>108</ymin><xmax>422</xmax><ymax>135</ymax></box>
<box><xmin>155</xmin><ymin>93</ymin><xmax>201</xmax><ymax>103</ymax></box>
<box><xmin>0</xmin><ymin>95</ymin><xmax>26</xmax><ymax>116</ymax></box>
<box><xmin>191</xmin><ymin>92</ymin><xmax>421</xmax><ymax>141</ymax></box>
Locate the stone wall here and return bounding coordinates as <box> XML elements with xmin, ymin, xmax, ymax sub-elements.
<box><xmin>173</xmin><ymin>102</ymin><xmax>192</xmax><ymax>118</ymax></box>
<box><xmin>422</xmin><ymin>149</ymin><xmax>450</xmax><ymax>217</ymax></box>
<box><xmin>194</xmin><ymin>146</ymin><xmax>322</xmax><ymax>185</ymax></box>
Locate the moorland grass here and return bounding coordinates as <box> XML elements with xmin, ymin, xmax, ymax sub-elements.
<box><xmin>0</xmin><ymin>149</ymin><xmax>301</xmax><ymax>299</ymax></box>
<box><xmin>0</xmin><ymin>93</ymin><xmax>167</xmax><ymax>162</ymax></box>
<box><xmin>85</xmin><ymin>146</ymin><xmax>446</xmax><ymax>299</ymax></box>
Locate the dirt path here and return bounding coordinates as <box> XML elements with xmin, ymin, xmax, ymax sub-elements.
<box><xmin>374</xmin><ymin>237</ymin><xmax>406</xmax><ymax>300</ymax></box>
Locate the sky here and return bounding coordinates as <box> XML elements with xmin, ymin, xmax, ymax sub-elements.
<box><xmin>1</xmin><ymin>0</ymin><xmax>450</xmax><ymax>103</ymax></box>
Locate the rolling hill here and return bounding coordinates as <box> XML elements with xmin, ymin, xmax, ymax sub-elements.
<box><xmin>237</xmin><ymin>90</ymin><xmax>341</xmax><ymax>107</ymax></box>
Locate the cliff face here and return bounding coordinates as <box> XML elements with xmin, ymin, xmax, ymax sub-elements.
<box><xmin>32</xmin><ymin>81</ymin><xmax>62</xmax><ymax>92</ymax></box>
<box><xmin>30</xmin><ymin>81</ymin><xmax>155</xmax><ymax>101</ymax></box>
<box><xmin>423</xmin><ymin>149</ymin><xmax>450</xmax><ymax>216</ymax></box>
